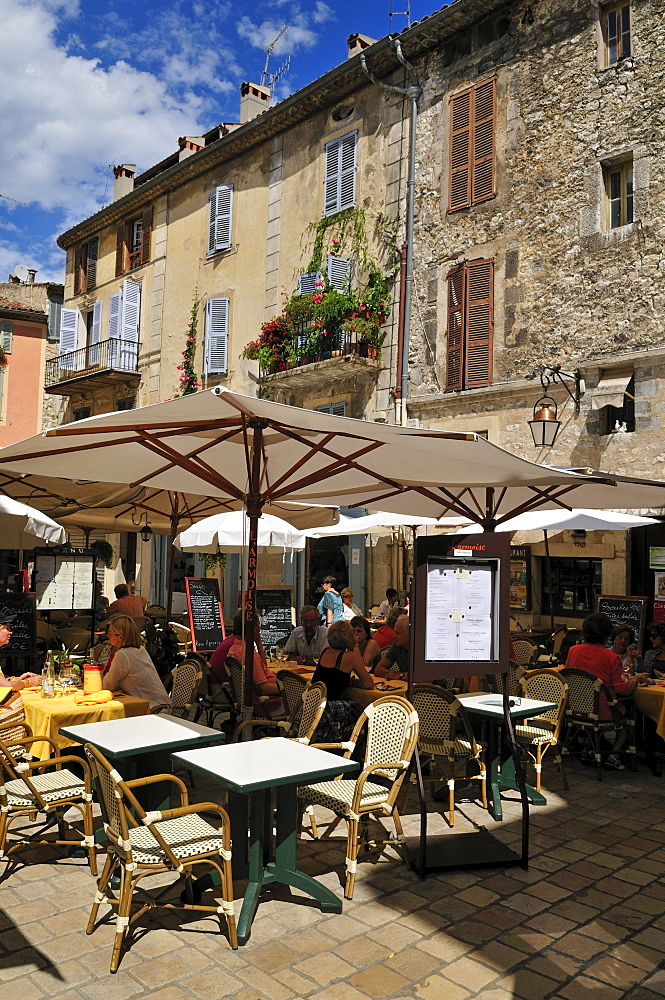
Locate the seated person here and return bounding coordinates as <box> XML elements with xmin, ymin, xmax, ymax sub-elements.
<box><xmin>643</xmin><ymin>623</ymin><xmax>665</xmax><ymax>678</ymax></box>
<box><xmin>351</xmin><ymin>616</ymin><xmax>381</xmax><ymax>669</ymax></box>
<box><xmin>565</xmin><ymin>611</ymin><xmax>651</xmax><ymax>769</ymax></box>
<box><xmin>311</xmin><ymin>621</ymin><xmax>374</xmax><ymax>742</ymax></box>
<box><xmin>106</xmin><ymin>584</ymin><xmax>147</xmax><ymax>619</ymax></box>
<box><xmin>372</xmin><ymin>605</ymin><xmax>406</xmax><ymax>652</ymax></box>
<box><xmin>0</xmin><ymin>616</ymin><xmax>40</xmax><ymax>690</ymax></box>
<box><xmin>378</xmin><ymin>588</ymin><xmax>399</xmax><ymax>619</ymax></box>
<box><xmin>227</xmin><ymin>619</ymin><xmax>283</xmax><ymax>718</ymax></box>
<box><xmin>210</xmin><ymin>608</ymin><xmax>244</xmax><ymax>682</ymax></box>
<box><xmin>341</xmin><ymin>588</ymin><xmax>363</xmax><ymax>621</ymax></box>
<box><xmin>611</xmin><ymin>624</ymin><xmax>644</xmax><ymax>674</ymax></box>
<box><xmin>283</xmin><ymin>606</ymin><xmax>328</xmax><ymax>665</ymax></box>
<box><xmin>375</xmin><ymin>615</ymin><xmax>410</xmax><ymax>681</ymax></box>
<box><xmin>102</xmin><ymin>615</ymin><xmax>171</xmax><ymax>713</ymax></box>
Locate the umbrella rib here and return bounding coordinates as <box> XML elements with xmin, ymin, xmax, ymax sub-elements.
<box><xmin>131</xmin><ymin>434</ymin><xmax>244</xmax><ymax>499</ymax></box>
<box><xmin>45</xmin><ymin>416</ymin><xmax>242</xmax><ymax>436</ymax></box>
<box><xmin>261</xmin><ymin>432</ymin><xmax>338</xmax><ymax>496</ymax></box>
<box><xmin>492</xmin><ymin>485</ymin><xmax>581</xmax><ymax>525</ymax></box>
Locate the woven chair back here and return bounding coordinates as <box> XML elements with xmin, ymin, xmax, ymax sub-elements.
<box><xmin>519</xmin><ymin>669</ymin><xmax>568</xmax><ymax>733</ymax></box>
<box><xmin>279</xmin><ymin>669</ymin><xmax>308</xmax><ymax>718</ymax></box>
<box><xmin>358</xmin><ymin>695</ymin><xmax>419</xmax><ymax>781</ymax></box>
<box><xmin>84</xmin><ymin>744</ymin><xmax>131</xmax><ymax>854</ymax></box>
<box><xmin>170</xmin><ymin>659</ymin><xmax>202</xmax><ymax>718</ymax></box>
<box><xmin>559</xmin><ymin>668</ymin><xmax>602</xmax><ymax>718</ymax></box>
<box><xmin>512</xmin><ymin>639</ymin><xmax>536</xmax><ymax>666</ymax></box>
<box><xmin>411</xmin><ymin>684</ymin><xmax>460</xmax><ymax>755</ymax></box>
<box><xmin>297</xmin><ymin>682</ymin><xmax>327</xmax><ymax>741</ymax></box>
<box><xmin>226</xmin><ymin>657</ymin><xmax>243</xmax><ymax>713</ymax></box>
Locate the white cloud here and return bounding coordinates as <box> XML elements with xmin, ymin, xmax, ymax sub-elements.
<box><xmin>313</xmin><ymin>3</ymin><xmax>333</xmax><ymax>25</ymax></box>
<box><xmin>0</xmin><ymin>0</ymin><xmax>217</xmax><ymax>225</ymax></box>
<box><xmin>237</xmin><ymin>3</ymin><xmax>333</xmax><ymax>56</ymax></box>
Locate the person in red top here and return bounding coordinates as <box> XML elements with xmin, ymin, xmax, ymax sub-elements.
<box><xmin>565</xmin><ymin>612</ymin><xmax>652</xmax><ymax>768</ymax></box>
<box><xmin>106</xmin><ymin>584</ymin><xmax>147</xmax><ymax>618</ymax></box>
<box><xmin>372</xmin><ymin>605</ymin><xmax>406</xmax><ymax>652</ymax></box>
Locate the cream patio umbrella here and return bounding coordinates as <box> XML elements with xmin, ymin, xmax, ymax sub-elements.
<box><xmin>1</xmin><ymin>387</ymin><xmax>665</xmax><ymax>708</ymax></box>
<box><xmin>175</xmin><ymin>510</ymin><xmax>307</xmax><ymax>552</ymax></box>
<box><xmin>0</xmin><ymin>494</ymin><xmax>66</xmax><ymax>548</ymax></box>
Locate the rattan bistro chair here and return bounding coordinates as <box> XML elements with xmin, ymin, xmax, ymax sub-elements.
<box><xmin>515</xmin><ymin>669</ymin><xmax>569</xmax><ymax>792</ymax></box>
<box><xmin>233</xmin><ymin>681</ymin><xmax>327</xmax><ymax>744</ymax></box>
<box><xmin>84</xmin><ymin>744</ymin><xmax>237</xmax><ymax>973</ymax></box>
<box><xmin>169</xmin><ymin>657</ymin><xmax>203</xmax><ymax>719</ymax></box>
<box><xmin>410</xmin><ymin>684</ymin><xmax>487</xmax><ymax>827</ymax></box>
<box><xmin>0</xmin><ymin>733</ymin><xmax>97</xmax><ymax>875</ymax></box>
<box><xmin>512</xmin><ymin>639</ymin><xmax>537</xmax><ymax>667</ymax></box>
<box><xmin>298</xmin><ymin>695</ymin><xmax>418</xmax><ymax>899</ymax></box>
<box><xmin>560</xmin><ymin>667</ymin><xmax>635</xmax><ymax>780</ymax></box>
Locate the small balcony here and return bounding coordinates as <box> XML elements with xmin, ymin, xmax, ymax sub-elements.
<box><xmin>258</xmin><ymin>330</ymin><xmax>381</xmax><ymax>391</ymax></box>
<box><xmin>45</xmin><ymin>338</ymin><xmax>141</xmax><ymax>396</ymax></box>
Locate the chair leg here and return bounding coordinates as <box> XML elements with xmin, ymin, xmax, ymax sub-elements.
<box><xmin>534</xmin><ymin>748</ymin><xmax>542</xmax><ymax>793</ymax></box>
<box><xmin>593</xmin><ymin>728</ymin><xmax>603</xmax><ymax>782</ymax></box>
<box><xmin>479</xmin><ymin>766</ymin><xmax>488</xmax><ymax>810</ymax></box>
<box><xmin>87</xmin><ymin>853</ymin><xmax>114</xmax><ymax>934</ymax></box>
<box><xmin>110</xmin><ymin>866</ymin><xmax>132</xmax><ymax>974</ymax></box>
<box><xmin>305</xmin><ymin>804</ymin><xmax>318</xmax><ymax>840</ymax></box>
<box><xmin>344</xmin><ymin>817</ymin><xmax>359</xmax><ymax>900</ymax></box>
<box><xmin>447</xmin><ymin>778</ymin><xmax>455</xmax><ymax>828</ymax></box>
<box><xmin>82</xmin><ymin>801</ymin><xmax>98</xmax><ymax>877</ymax></box>
<box><xmin>555</xmin><ymin>747</ymin><xmax>569</xmax><ymax>790</ymax></box>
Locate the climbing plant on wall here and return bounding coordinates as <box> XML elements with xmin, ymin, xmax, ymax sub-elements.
<box><xmin>178</xmin><ymin>292</ymin><xmax>200</xmax><ymax>395</ymax></box>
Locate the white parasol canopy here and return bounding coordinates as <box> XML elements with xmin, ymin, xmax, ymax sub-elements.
<box><xmin>462</xmin><ymin>509</ymin><xmax>660</xmax><ymax>533</ymax></box>
<box><xmin>175</xmin><ymin>510</ymin><xmax>307</xmax><ymax>553</ymax></box>
<box><xmin>305</xmin><ymin>511</ymin><xmax>465</xmax><ymax>537</ymax></box>
<box><xmin>0</xmin><ymin>495</ymin><xmax>65</xmax><ymax>548</ymax></box>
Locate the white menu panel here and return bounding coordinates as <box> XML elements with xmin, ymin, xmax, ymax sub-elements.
<box><xmin>426</xmin><ymin>563</ymin><xmax>494</xmax><ymax>661</ymax></box>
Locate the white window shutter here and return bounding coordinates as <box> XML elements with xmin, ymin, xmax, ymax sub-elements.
<box><xmin>89</xmin><ymin>300</ymin><xmax>102</xmax><ymax>365</ymax></box>
<box><xmin>204</xmin><ymin>297</ymin><xmax>229</xmax><ymax>375</ymax></box>
<box><xmin>120</xmin><ymin>279</ymin><xmax>140</xmax><ymax>369</ymax></box>
<box><xmin>298</xmin><ymin>272</ymin><xmax>322</xmax><ymax>295</ymax></box>
<box><xmin>208</xmin><ymin>185</ymin><xmax>233</xmax><ymax>255</ymax></box>
<box><xmin>324</xmin><ymin>131</ymin><xmax>357</xmax><ymax>215</ymax></box>
<box><xmin>0</xmin><ymin>321</ymin><xmax>12</xmax><ymax>353</ymax></box>
<box><xmin>108</xmin><ymin>293</ymin><xmax>121</xmax><ymax>367</ymax></box>
<box><xmin>327</xmin><ymin>256</ymin><xmax>351</xmax><ymax>292</ymax></box>
<box><xmin>59</xmin><ymin>308</ymin><xmax>79</xmax><ymax>370</ymax></box>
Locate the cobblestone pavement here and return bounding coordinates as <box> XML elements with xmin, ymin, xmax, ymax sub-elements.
<box><xmin>2</xmin><ymin>756</ymin><xmax>665</xmax><ymax>1000</ymax></box>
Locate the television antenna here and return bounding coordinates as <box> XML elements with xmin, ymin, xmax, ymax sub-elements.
<box><xmin>261</xmin><ymin>25</ymin><xmax>290</xmax><ymax>93</ymax></box>
<box><xmin>389</xmin><ymin>1</ymin><xmax>411</xmax><ymax>31</ymax></box>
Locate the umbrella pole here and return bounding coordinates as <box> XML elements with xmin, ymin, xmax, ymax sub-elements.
<box><xmin>544</xmin><ymin>529</ymin><xmax>555</xmax><ymax>632</ymax></box>
<box><xmin>166</xmin><ymin>493</ymin><xmax>180</xmax><ymax>621</ymax></box>
<box><xmin>243</xmin><ymin>420</ymin><xmax>266</xmax><ymax>720</ymax></box>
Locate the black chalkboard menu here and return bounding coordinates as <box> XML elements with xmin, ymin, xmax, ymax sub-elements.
<box><xmin>0</xmin><ymin>593</ymin><xmax>37</xmax><ymax>663</ymax></box>
<box><xmin>256</xmin><ymin>588</ymin><xmax>295</xmax><ymax>649</ymax></box>
<box><xmin>185</xmin><ymin>577</ymin><xmax>224</xmax><ymax>653</ymax></box>
<box><xmin>596</xmin><ymin>595</ymin><xmax>649</xmax><ymax>653</ymax></box>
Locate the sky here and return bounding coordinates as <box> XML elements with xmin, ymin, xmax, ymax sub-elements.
<box><xmin>0</xmin><ymin>0</ymin><xmax>449</xmax><ymax>285</ymax></box>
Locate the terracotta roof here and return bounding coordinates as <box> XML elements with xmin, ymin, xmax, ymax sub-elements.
<box><xmin>0</xmin><ymin>297</ymin><xmax>47</xmax><ymax>320</ymax></box>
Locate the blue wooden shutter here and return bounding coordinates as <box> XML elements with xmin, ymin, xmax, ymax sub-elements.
<box><xmin>89</xmin><ymin>300</ymin><xmax>102</xmax><ymax>365</ymax></box>
<box><xmin>204</xmin><ymin>297</ymin><xmax>229</xmax><ymax>374</ymax></box>
<box><xmin>324</xmin><ymin>132</ymin><xmax>357</xmax><ymax>216</ymax></box>
<box><xmin>327</xmin><ymin>256</ymin><xmax>351</xmax><ymax>292</ymax></box>
<box><xmin>297</xmin><ymin>272</ymin><xmax>322</xmax><ymax>295</ymax></box>
<box><xmin>59</xmin><ymin>308</ymin><xmax>79</xmax><ymax>370</ymax></box>
<box><xmin>120</xmin><ymin>280</ymin><xmax>140</xmax><ymax>369</ymax></box>
<box><xmin>208</xmin><ymin>185</ymin><xmax>233</xmax><ymax>255</ymax></box>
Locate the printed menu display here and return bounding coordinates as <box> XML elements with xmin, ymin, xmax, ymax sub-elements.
<box><xmin>34</xmin><ymin>553</ymin><xmax>94</xmax><ymax>610</ymax></box>
<box><xmin>426</xmin><ymin>563</ymin><xmax>494</xmax><ymax>661</ymax></box>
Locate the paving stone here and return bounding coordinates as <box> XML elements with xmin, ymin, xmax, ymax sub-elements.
<box><xmin>612</xmin><ymin>941</ymin><xmax>663</xmax><ymax>974</ymax></box>
<box><xmin>469</xmin><ymin>939</ymin><xmax>525</xmax><ymax>972</ymax></box>
<box><xmin>293</xmin><ymin>953</ymin><xmax>356</xmax><ymax>987</ymax></box>
<box><xmin>348</xmin><ymin>965</ymin><xmax>412</xmax><ymax>997</ymax></box>
<box><xmin>440</xmin><ymin>955</ymin><xmax>499</xmax><ymax>991</ymax></box>
<box><xmin>584</xmin><ymin>956</ymin><xmax>648</xmax><ymax>991</ymax></box>
<box><xmin>414</xmin><ymin>976</ymin><xmax>471</xmax><ymax>1000</ymax></box>
<box><xmin>507</xmin><ymin>969</ymin><xmax>563</xmax><ymax>999</ymax></box>
<box><xmin>129</xmin><ymin>949</ymin><xmax>211</xmax><ymax>989</ymax></box>
<box><xmin>334</xmin><ymin>937</ymin><xmax>390</xmax><ymax>968</ymax></box>
<box><xmin>527</xmin><ymin>913</ymin><xmax>577</xmax><ymax>938</ymax></box>
<box><xmin>415</xmin><ymin>936</ymin><xmax>472</xmax><ymax>962</ymax></box>
<box><xmin>641</xmin><ymin>970</ymin><xmax>665</xmax><ymax>997</ymax></box>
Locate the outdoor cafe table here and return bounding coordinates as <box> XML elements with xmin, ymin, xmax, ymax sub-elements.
<box><xmin>59</xmin><ymin>713</ymin><xmax>226</xmax><ymax>813</ymax></box>
<box><xmin>633</xmin><ymin>682</ymin><xmax>665</xmax><ymax>741</ymax></box>
<box><xmin>172</xmin><ymin>737</ymin><xmax>359</xmax><ymax>945</ymax></box>
<box><xmin>22</xmin><ymin>688</ymin><xmax>149</xmax><ymax>761</ymax></box>
<box><xmin>274</xmin><ymin>661</ymin><xmax>408</xmax><ymax>707</ymax></box>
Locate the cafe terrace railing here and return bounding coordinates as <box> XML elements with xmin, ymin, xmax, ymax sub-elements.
<box><xmin>45</xmin><ymin>338</ymin><xmax>140</xmax><ymax>388</ymax></box>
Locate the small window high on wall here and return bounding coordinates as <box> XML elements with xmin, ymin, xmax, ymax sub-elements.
<box><xmin>603</xmin><ymin>2</ymin><xmax>631</xmax><ymax>66</ymax></box>
<box><xmin>604</xmin><ymin>158</ymin><xmax>633</xmax><ymax>229</ymax></box>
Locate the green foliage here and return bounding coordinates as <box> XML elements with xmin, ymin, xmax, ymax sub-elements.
<box><xmin>204</xmin><ymin>550</ymin><xmax>228</xmax><ymax>573</ymax></box>
<box><xmin>178</xmin><ymin>292</ymin><xmax>200</xmax><ymax>395</ymax></box>
<box><xmin>90</xmin><ymin>539</ymin><xmax>114</xmax><ymax>568</ymax></box>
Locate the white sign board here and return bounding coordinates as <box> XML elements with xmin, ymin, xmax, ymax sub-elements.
<box><xmin>426</xmin><ymin>563</ymin><xmax>494</xmax><ymax>661</ymax></box>
<box><xmin>35</xmin><ymin>554</ymin><xmax>94</xmax><ymax>610</ymax></box>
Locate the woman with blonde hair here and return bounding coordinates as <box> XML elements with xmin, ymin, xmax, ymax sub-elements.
<box><xmin>311</xmin><ymin>620</ymin><xmax>374</xmax><ymax>741</ymax></box>
<box><xmin>102</xmin><ymin>615</ymin><xmax>171</xmax><ymax>713</ymax></box>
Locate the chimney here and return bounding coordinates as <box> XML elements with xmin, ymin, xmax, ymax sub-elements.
<box><xmin>27</xmin><ymin>269</ymin><xmax>37</xmax><ymax>284</ymax></box>
<box><xmin>178</xmin><ymin>136</ymin><xmax>205</xmax><ymax>161</ymax></box>
<box><xmin>239</xmin><ymin>82</ymin><xmax>270</xmax><ymax>124</ymax></box>
<box><xmin>347</xmin><ymin>33</ymin><xmax>377</xmax><ymax>59</ymax></box>
<box><xmin>112</xmin><ymin>164</ymin><xmax>136</xmax><ymax>202</ymax></box>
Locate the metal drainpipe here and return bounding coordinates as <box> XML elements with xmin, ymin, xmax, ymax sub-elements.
<box><xmin>361</xmin><ymin>40</ymin><xmax>421</xmax><ymax>425</ymax></box>
<box><xmin>393</xmin><ymin>243</ymin><xmax>408</xmax><ymax>406</ymax></box>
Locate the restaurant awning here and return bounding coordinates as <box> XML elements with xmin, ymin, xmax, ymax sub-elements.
<box><xmin>591</xmin><ymin>371</ymin><xmax>633</xmax><ymax>410</ymax></box>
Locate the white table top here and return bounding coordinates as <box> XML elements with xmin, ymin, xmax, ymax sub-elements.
<box><xmin>173</xmin><ymin>737</ymin><xmax>359</xmax><ymax>793</ymax></box>
<box><xmin>59</xmin><ymin>713</ymin><xmax>224</xmax><ymax>757</ymax></box>
<box><xmin>458</xmin><ymin>693</ymin><xmax>556</xmax><ymax>720</ymax></box>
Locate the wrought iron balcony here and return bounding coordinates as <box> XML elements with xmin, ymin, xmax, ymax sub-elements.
<box><xmin>258</xmin><ymin>329</ymin><xmax>380</xmax><ymax>390</ymax></box>
<box><xmin>45</xmin><ymin>338</ymin><xmax>141</xmax><ymax>395</ymax></box>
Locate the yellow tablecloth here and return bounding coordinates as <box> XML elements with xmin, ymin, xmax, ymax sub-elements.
<box><xmin>22</xmin><ymin>690</ymin><xmax>150</xmax><ymax>760</ymax></box>
<box><xmin>634</xmin><ymin>684</ymin><xmax>665</xmax><ymax>741</ymax></box>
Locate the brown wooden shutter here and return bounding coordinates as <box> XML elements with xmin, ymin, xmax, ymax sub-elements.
<box><xmin>115</xmin><ymin>224</ymin><xmax>126</xmax><ymax>276</ymax></box>
<box><xmin>449</xmin><ymin>89</ymin><xmax>471</xmax><ymax>212</ymax></box>
<box><xmin>73</xmin><ymin>245</ymin><xmax>83</xmax><ymax>295</ymax></box>
<box><xmin>86</xmin><ymin>236</ymin><xmax>99</xmax><ymax>290</ymax></box>
<box><xmin>472</xmin><ymin>79</ymin><xmax>496</xmax><ymax>204</ymax></box>
<box><xmin>140</xmin><ymin>207</ymin><xmax>152</xmax><ymax>265</ymax></box>
<box><xmin>464</xmin><ymin>258</ymin><xmax>493</xmax><ymax>388</ymax></box>
<box><xmin>445</xmin><ymin>265</ymin><xmax>465</xmax><ymax>390</ymax></box>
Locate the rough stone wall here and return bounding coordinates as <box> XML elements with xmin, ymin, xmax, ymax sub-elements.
<box><xmin>409</xmin><ymin>0</ymin><xmax>665</xmax><ymax>396</ymax></box>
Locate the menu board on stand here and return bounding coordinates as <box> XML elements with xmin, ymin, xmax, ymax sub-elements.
<box><xmin>596</xmin><ymin>595</ymin><xmax>649</xmax><ymax>653</ymax></box>
<box><xmin>256</xmin><ymin>588</ymin><xmax>295</xmax><ymax>649</ymax></box>
<box><xmin>33</xmin><ymin>546</ymin><xmax>96</xmax><ymax>611</ymax></box>
<box><xmin>185</xmin><ymin>577</ymin><xmax>225</xmax><ymax>653</ymax></box>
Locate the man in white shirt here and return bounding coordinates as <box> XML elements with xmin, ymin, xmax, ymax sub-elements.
<box><xmin>283</xmin><ymin>606</ymin><xmax>328</xmax><ymax>665</ymax></box>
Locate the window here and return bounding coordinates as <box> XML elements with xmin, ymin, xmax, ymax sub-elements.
<box><xmin>324</xmin><ymin>131</ymin><xmax>357</xmax><ymax>216</ymax></box>
<box><xmin>73</xmin><ymin>406</ymin><xmax>91</xmax><ymax>421</ymax></box>
<box><xmin>0</xmin><ymin>321</ymin><xmax>13</xmax><ymax>354</ymax></box>
<box><xmin>595</xmin><ymin>373</ymin><xmax>635</xmax><ymax>433</ymax></box>
<box><xmin>298</xmin><ymin>271</ymin><xmax>322</xmax><ymax>295</ymax></box>
<box><xmin>117</xmin><ymin>396</ymin><xmax>136</xmax><ymax>410</ymax></box>
<box><xmin>204</xmin><ymin>297</ymin><xmax>229</xmax><ymax>375</ymax></box>
<box><xmin>115</xmin><ymin>208</ymin><xmax>152</xmax><ymax>276</ymax></box>
<box><xmin>449</xmin><ymin>79</ymin><xmax>496</xmax><ymax>212</ymax></box>
<box><xmin>207</xmin><ymin>185</ymin><xmax>233</xmax><ymax>256</ymax></box>
<box><xmin>445</xmin><ymin>258</ymin><xmax>494</xmax><ymax>391</ymax></box>
<box><xmin>58</xmin><ymin>307</ymin><xmax>79</xmax><ymax>369</ymax></box>
<box><xmin>108</xmin><ymin>279</ymin><xmax>141</xmax><ymax>369</ymax></box>
<box><xmin>48</xmin><ymin>297</ymin><xmax>62</xmax><ymax>341</ymax></box>
<box><xmin>604</xmin><ymin>158</ymin><xmax>633</xmax><ymax>229</ymax></box>
<box><xmin>316</xmin><ymin>401</ymin><xmax>347</xmax><ymax>417</ymax></box>
<box><xmin>73</xmin><ymin>235</ymin><xmax>99</xmax><ymax>295</ymax></box>
<box><xmin>604</xmin><ymin>2</ymin><xmax>631</xmax><ymax>65</ymax></box>
<box><xmin>541</xmin><ymin>557</ymin><xmax>602</xmax><ymax>617</ymax></box>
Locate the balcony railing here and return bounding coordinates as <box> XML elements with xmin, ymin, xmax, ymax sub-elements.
<box><xmin>258</xmin><ymin>329</ymin><xmax>378</xmax><ymax>380</ymax></box>
<box><xmin>45</xmin><ymin>338</ymin><xmax>140</xmax><ymax>388</ymax></box>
